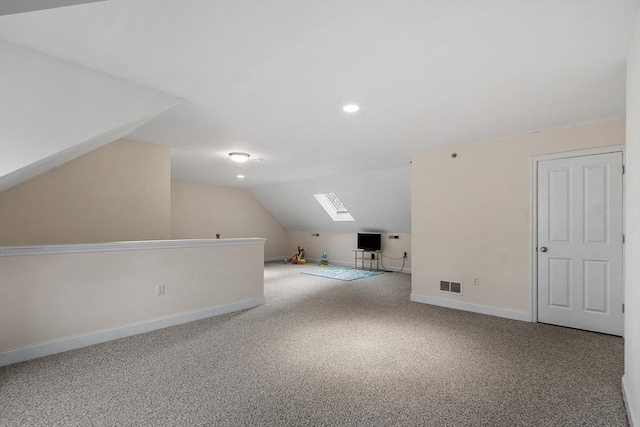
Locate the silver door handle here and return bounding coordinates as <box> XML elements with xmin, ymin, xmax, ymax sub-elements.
<box><xmin>540</xmin><ymin>247</ymin><xmax>548</xmax><ymax>252</ymax></box>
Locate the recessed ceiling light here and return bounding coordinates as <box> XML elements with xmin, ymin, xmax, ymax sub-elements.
<box><xmin>237</xmin><ymin>175</ymin><xmax>245</xmax><ymax>179</ymax></box>
<box><xmin>229</xmin><ymin>152</ymin><xmax>250</xmax><ymax>162</ymax></box>
<box><xmin>343</xmin><ymin>104</ymin><xmax>359</xmax><ymax>113</ymax></box>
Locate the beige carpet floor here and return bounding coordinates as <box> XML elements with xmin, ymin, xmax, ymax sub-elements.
<box><xmin>0</xmin><ymin>262</ymin><xmax>628</xmax><ymax>426</ymax></box>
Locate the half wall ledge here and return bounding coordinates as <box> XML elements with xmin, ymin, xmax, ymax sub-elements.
<box><xmin>0</xmin><ymin>237</ymin><xmax>267</xmax><ymax>256</ymax></box>
<box><xmin>0</xmin><ymin>238</ymin><xmax>266</xmax><ymax>366</ymax></box>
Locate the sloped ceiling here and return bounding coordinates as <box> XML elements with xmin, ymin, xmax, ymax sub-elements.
<box><xmin>0</xmin><ymin>1</ymin><xmax>638</xmax><ymax>231</ymax></box>
<box><xmin>250</xmin><ymin>167</ymin><xmax>411</xmax><ymax>233</ymax></box>
<box><xmin>0</xmin><ymin>0</ymin><xmax>105</xmax><ymax>16</ymax></box>
<box><xmin>0</xmin><ymin>40</ymin><xmax>182</xmax><ymax>192</ymax></box>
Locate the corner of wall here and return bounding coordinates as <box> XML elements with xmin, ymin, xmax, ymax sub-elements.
<box><xmin>623</xmin><ymin>11</ymin><xmax>640</xmax><ymax>427</ymax></box>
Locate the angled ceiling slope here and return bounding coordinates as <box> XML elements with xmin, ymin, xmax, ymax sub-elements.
<box><xmin>250</xmin><ymin>166</ymin><xmax>411</xmax><ymax>233</ymax></box>
<box><xmin>0</xmin><ymin>40</ymin><xmax>183</xmax><ymax>192</ymax></box>
<box><xmin>0</xmin><ymin>0</ymin><xmax>105</xmax><ymax>16</ymax></box>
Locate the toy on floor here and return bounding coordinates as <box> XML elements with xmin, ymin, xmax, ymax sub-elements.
<box><xmin>286</xmin><ymin>246</ymin><xmax>306</xmax><ymax>264</ymax></box>
<box><xmin>320</xmin><ymin>252</ymin><xmax>329</xmax><ymax>265</ymax></box>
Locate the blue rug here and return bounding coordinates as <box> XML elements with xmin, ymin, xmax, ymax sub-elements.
<box><xmin>302</xmin><ymin>266</ymin><xmax>381</xmax><ymax>281</ymax></box>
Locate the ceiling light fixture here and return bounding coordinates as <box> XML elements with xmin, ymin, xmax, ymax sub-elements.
<box><xmin>229</xmin><ymin>152</ymin><xmax>250</xmax><ymax>162</ymax></box>
<box><xmin>343</xmin><ymin>104</ymin><xmax>360</xmax><ymax>113</ymax></box>
<box><xmin>237</xmin><ymin>175</ymin><xmax>245</xmax><ymax>179</ymax></box>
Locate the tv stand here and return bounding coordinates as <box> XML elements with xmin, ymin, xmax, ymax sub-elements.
<box><xmin>353</xmin><ymin>249</ymin><xmax>381</xmax><ymax>271</ymax></box>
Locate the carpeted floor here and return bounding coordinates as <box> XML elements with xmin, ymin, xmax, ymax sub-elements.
<box><xmin>301</xmin><ymin>265</ymin><xmax>382</xmax><ymax>281</ymax></box>
<box><xmin>0</xmin><ymin>262</ymin><xmax>628</xmax><ymax>426</ymax></box>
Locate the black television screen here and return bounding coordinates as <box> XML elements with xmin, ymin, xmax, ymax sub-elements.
<box><xmin>357</xmin><ymin>233</ymin><xmax>381</xmax><ymax>251</ymax></box>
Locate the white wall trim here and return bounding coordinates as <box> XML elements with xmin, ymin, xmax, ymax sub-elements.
<box><xmin>0</xmin><ymin>238</ymin><xmax>267</xmax><ymax>257</ymax></box>
<box><xmin>529</xmin><ymin>144</ymin><xmax>626</xmax><ymax>324</ymax></box>
<box><xmin>531</xmin><ymin>144</ymin><xmax>626</xmax><ymax>162</ymax></box>
<box><xmin>0</xmin><ymin>297</ymin><xmax>265</xmax><ymax>367</ymax></box>
<box><xmin>623</xmin><ymin>375</ymin><xmax>638</xmax><ymax>427</ymax></box>
<box><xmin>410</xmin><ymin>293</ymin><xmax>530</xmax><ymax>322</ymax></box>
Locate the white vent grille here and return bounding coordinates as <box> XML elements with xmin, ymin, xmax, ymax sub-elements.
<box><xmin>440</xmin><ymin>280</ymin><xmax>462</xmax><ymax>294</ymax></box>
<box><xmin>450</xmin><ymin>282</ymin><xmax>461</xmax><ymax>294</ymax></box>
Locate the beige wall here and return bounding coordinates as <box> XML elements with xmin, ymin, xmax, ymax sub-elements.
<box><xmin>624</xmin><ymin>13</ymin><xmax>640</xmax><ymax>426</ymax></box>
<box><xmin>287</xmin><ymin>231</ymin><xmax>411</xmax><ymax>271</ymax></box>
<box><xmin>171</xmin><ymin>180</ymin><xmax>288</xmax><ymax>259</ymax></box>
<box><xmin>0</xmin><ymin>239</ymin><xmax>265</xmax><ymax>364</ymax></box>
<box><xmin>0</xmin><ymin>138</ymin><xmax>171</xmax><ymax>245</ymax></box>
<box><xmin>411</xmin><ymin>118</ymin><xmax>625</xmax><ymax>313</ymax></box>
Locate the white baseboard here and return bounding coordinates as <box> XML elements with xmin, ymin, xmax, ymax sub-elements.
<box><xmin>303</xmin><ymin>257</ymin><xmax>411</xmax><ymax>274</ymax></box>
<box><xmin>0</xmin><ymin>297</ymin><xmax>265</xmax><ymax>367</ymax></box>
<box><xmin>410</xmin><ymin>293</ymin><xmax>530</xmax><ymax>322</ymax></box>
<box><xmin>264</xmin><ymin>256</ymin><xmax>411</xmax><ymax>273</ymax></box>
<box><xmin>623</xmin><ymin>375</ymin><xmax>638</xmax><ymax>427</ymax></box>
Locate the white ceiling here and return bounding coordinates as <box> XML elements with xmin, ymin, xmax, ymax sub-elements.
<box><xmin>1</xmin><ymin>0</ymin><xmax>637</xmax><ymax>190</ymax></box>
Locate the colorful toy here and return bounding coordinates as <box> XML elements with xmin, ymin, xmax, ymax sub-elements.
<box><xmin>320</xmin><ymin>252</ymin><xmax>328</xmax><ymax>265</ymax></box>
<box><xmin>286</xmin><ymin>246</ymin><xmax>306</xmax><ymax>264</ymax></box>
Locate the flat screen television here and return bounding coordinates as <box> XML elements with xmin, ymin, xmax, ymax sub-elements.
<box><xmin>357</xmin><ymin>233</ymin><xmax>381</xmax><ymax>251</ymax></box>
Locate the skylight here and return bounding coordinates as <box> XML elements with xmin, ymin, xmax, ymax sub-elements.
<box><xmin>325</xmin><ymin>192</ymin><xmax>348</xmax><ymax>213</ymax></box>
<box><xmin>314</xmin><ymin>192</ymin><xmax>355</xmax><ymax>222</ymax></box>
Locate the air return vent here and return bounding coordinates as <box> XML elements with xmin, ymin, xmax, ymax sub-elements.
<box><xmin>450</xmin><ymin>282</ymin><xmax>461</xmax><ymax>294</ymax></box>
<box><xmin>440</xmin><ymin>280</ymin><xmax>462</xmax><ymax>294</ymax></box>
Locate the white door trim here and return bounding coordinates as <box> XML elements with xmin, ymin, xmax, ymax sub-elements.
<box><xmin>530</xmin><ymin>144</ymin><xmax>626</xmax><ymax>325</ymax></box>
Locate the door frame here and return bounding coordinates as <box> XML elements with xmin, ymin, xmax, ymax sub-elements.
<box><xmin>530</xmin><ymin>145</ymin><xmax>626</xmax><ymax>325</ymax></box>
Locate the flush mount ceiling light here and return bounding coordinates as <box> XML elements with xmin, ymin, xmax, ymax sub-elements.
<box><xmin>229</xmin><ymin>152</ymin><xmax>250</xmax><ymax>163</ymax></box>
<box><xmin>342</xmin><ymin>104</ymin><xmax>360</xmax><ymax>113</ymax></box>
<box><xmin>237</xmin><ymin>175</ymin><xmax>245</xmax><ymax>179</ymax></box>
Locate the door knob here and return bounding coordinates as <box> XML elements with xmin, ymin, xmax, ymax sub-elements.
<box><xmin>540</xmin><ymin>247</ymin><xmax>548</xmax><ymax>252</ymax></box>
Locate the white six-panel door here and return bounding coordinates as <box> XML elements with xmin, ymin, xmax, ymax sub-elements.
<box><xmin>537</xmin><ymin>152</ymin><xmax>623</xmax><ymax>336</ymax></box>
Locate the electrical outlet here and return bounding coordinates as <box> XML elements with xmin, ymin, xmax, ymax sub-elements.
<box><xmin>157</xmin><ymin>284</ymin><xmax>165</xmax><ymax>296</ymax></box>
<box><xmin>403</xmin><ymin>251</ymin><xmax>407</xmax><ymax>258</ymax></box>
<box><xmin>473</xmin><ymin>277</ymin><xmax>480</xmax><ymax>286</ymax></box>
